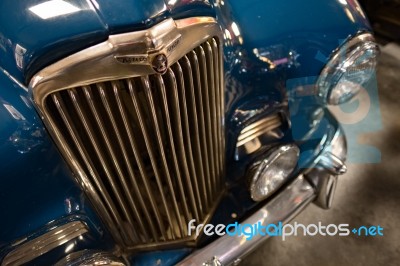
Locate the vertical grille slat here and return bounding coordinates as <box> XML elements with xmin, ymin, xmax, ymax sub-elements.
<box><xmin>43</xmin><ymin>38</ymin><xmax>225</xmax><ymax>249</ymax></box>
<box><xmin>155</xmin><ymin>74</ymin><xmax>191</xmax><ymax>231</ymax></box>
<box><xmin>141</xmin><ymin>76</ymin><xmax>183</xmax><ymax>239</ymax></box>
<box><xmin>165</xmin><ymin>68</ymin><xmax>200</xmax><ymax>225</ymax></box>
<box><xmin>205</xmin><ymin>41</ymin><xmax>220</xmax><ymax>194</ymax></box>
<box><xmin>127</xmin><ymin>79</ymin><xmax>172</xmax><ymax>241</ymax></box>
<box><xmin>211</xmin><ymin>39</ymin><xmax>224</xmax><ymax>182</ymax></box>
<box><xmin>179</xmin><ymin>56</ymin><xmax>207</xmax><ymax>217</ymax></box>
<box><xmin>111</xmin><ymin>81</ymin><xmax>159</xmax><ymax>241</ymax></box>
<box><xmin>114</xmin><ymin>80</ymin><xmax>167</xmax><ymax>239</ymax></box>
<box><xmin>197</xmin><ymin>45</ymin><xmax>218</xmax><ymax>197</ymax></box>
<box><xmin>173</xmin><ymin>62</ymin><xmax>201</xmax><ymax>222</ymax></box>
<box><xmin>50</xmin><ymin>93</ymin><xmax>125</xmax><ymax>245</ymax></box>
<box><xmin>188</xmin><ymin>50</ymin><xmax>212</xmax><ymax>209</ymax></box>
<box><xmin>205</xmin><ymin>39</ymin><xmax>222</xmax><ymax>193</ymax></box>
<box><xmin>82</xmin><ymin>86</ymin><xmax>142</xmax><ymax>244</ymax></box>
<box><xmin>98</xmin><ymin>83</ymin><xmax>156</xmax><ymax>242</ymax></box>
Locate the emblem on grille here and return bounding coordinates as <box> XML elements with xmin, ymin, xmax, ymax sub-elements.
<box><xmin>114</xmin><ymin>55</ymin><xmax>148</xmax><ymax>64</ymax></box>
<box><xmin>112</xmin><ymin>22</ymin><xmax>181</xmax><ymax>75</ymax></box>
<box><xmin>152</xmin><ymin>54</ymin><xmax>168</xmax><ymax>74</ymax></box>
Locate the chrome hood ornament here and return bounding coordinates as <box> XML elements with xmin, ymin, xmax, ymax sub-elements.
<box><xmin>30</xmin><ymin>17</ymin><xmax>219</xmax><ymax>95</ymax></box>
<box><xmin>112</xmin><ymin>19</ymin><xmax>182</xmax><ymax>75</ymax></box>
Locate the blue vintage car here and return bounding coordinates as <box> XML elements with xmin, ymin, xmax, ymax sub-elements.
<box><xmin>0</xmin><ymin>0</ymin><xmax>379</xmax><ymax>265</ymax></box>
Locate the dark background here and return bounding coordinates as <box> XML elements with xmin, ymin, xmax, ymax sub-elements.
<box><xmin>360</xmin><ymin>0</ymin><xmax>400</xmax><ymax>42</ymax></box>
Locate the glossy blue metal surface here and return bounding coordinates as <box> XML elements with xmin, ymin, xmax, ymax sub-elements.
<box><xmin>215</xmin><ymin>0</ymin><xmax>371</xmax><ymax>165</ymax></box>
<box><xmin>130</xmin><ymin>248</ymin><xmax>192</xmax><ymax>266</ymax></box>
<box><xmin>0</xmin><ymin>0</ymin><xmax>374</xmax><ymax>265</ymax></box>
<box><xmin>89</xmin><ymin>0</ymin><xmax>168</xmax><ymax>34</ymax></box>
<box><xmin>0</xmin><ymin>0</ymin><xmax>215</xmax><ymax>85</ymax></box>
<box><xmin>90</xmin><ymin>0</ymin><xmax>215</xmax><ymax>34</ymax></box>
<box><xmin>167</xmin><ymin>0</ymin><xmax>215</xmax><ymax>19</ymax></box>
<box><xmin>0</xmin><ymin>0</ymin><xmax>108</xmax><ymax>84</ymax></box>
<box><xmin>0</xmin><ymin>68</ymin><xmax>114</xmax><ymax>262</ymax></box>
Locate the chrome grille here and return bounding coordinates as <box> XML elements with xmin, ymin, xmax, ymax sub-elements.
<box><xmin>237</xmin><ymin>114</ymin><xmax>283</xmax><ymax>147</ymax></box>
<box><xmin>43</xmin><ymin>38</ymin><xmax>224</xmax><ymax>249</ymax></box>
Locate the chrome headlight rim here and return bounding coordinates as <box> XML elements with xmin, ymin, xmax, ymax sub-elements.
<box><xmin>248</xmin><ymin>143</ymin><xmax>300</xmax><ymax>202</ymax></box>
<box><xmin>316</xmin><ymin>32</ymin><xmax>379</xmax><ymax>105</ymax></box>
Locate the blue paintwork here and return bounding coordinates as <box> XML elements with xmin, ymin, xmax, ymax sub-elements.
<box><xmin>91</xmin><ymin>0</ymin><xmax>215</xmax><ymax>34</ymax></box>
<box><xmin>130</xmin><ymin>248</ymin><xmax>192</xmax><ymax>266</ymax></box>
<box><xmin>216</xmin><ymin>0</ymin><xmax>370</xmax><ymax>183</ymax></box>
<box><xmin>0</xmin><ymin>0</ymin><xmax>108</xmax><ymax>84</ymax></box>
<box><xmin>0</xmin><ymin>68</ymin><xmax>115</xmax><ymax>263</ymax></box>
<box><xmin>87</xmin><ymin>0</ymin><xmax>168</xmax><ymax>35</ymax></box>
<box><xmin>0</xmin><ymin>0</ymin><xmax>372</xmax><ymax>265</ymax></box>
<box><xmin>0</xmin><ymin>0</ymin><xmax>215</xmax><ymax>85</ymax></box>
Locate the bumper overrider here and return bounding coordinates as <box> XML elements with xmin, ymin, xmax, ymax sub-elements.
<box><xmin>177</xmin><ymin>126</ymin><xmax>347</xmax><ymax>266</ymax></box>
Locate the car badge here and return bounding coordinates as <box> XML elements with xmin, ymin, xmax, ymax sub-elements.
<box><xmin>152</xmin><ymin>54</ymin><xmax>168</xmax><ymax>74</ymax></box>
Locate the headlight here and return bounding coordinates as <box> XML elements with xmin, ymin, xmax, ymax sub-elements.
<box><xmin>247</xmin><ymin>144</ymin><xmax>300</xmax><ymax>201</ymax></box>
<box><xmin>316</xmin><ymin>33</ymin><xmax>379</xmax><ymax>105</ymax></box>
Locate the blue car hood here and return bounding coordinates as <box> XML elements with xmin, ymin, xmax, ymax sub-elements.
<box><xmin>0</xmin><ymin>0</ymin><xmax>214</xmax><ymax>85</ymax></box>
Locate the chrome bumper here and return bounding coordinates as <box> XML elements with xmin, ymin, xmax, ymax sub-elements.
<box><xmin>177</xmin><ymin>175</ymin><xmax>316</xmax><ymax>266</ymax></box>
<box><xmin>177</xmin><ymin>126</ymin><xmax>347</xmax><ymax>266</ymax></box>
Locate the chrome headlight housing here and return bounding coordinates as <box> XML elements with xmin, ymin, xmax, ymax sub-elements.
<box><xmin>316</xmin><ymin>33</ymin><xmax>379</xmax><ymax>105</ymax></box>
<box><xmin>247</xmin><ymin>144</ymin><xmax>300</xmax><ymax>201</ymax></box>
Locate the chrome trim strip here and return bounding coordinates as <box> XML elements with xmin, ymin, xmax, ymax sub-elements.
<box><xmin>55</xmin><ymin>250</ymin><xmax>126</xmax><ymax>266</ymax></box>
<box><xmin>177</xmin><ymin>175</ymin><xmax>316</xmax><ymax>266</ymax></box>
<box><xmin>2</xmin><ymin>221</ymin><xmax>88</xmax><ymax>266</ymax></box>
<box><xmin>236</xmin><ymin>114</ymin><xmax>282</xmax><ymax>147</ymax></box>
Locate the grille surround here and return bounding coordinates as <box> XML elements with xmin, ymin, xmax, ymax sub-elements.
<box><xmin>30</xmin><ymin>17</ymin><xmax>225</xmax><ymax>250</ymax></box>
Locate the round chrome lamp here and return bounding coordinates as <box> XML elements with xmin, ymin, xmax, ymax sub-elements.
<box><xmin>248</xmin><ymin>144</ymin><xmax>300</xmax><ymax>201</ymax></box>
<box><xmin>316</xmin><ymin>33</ymin><xmax>379</xmax><ymax>105</ymax></box>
